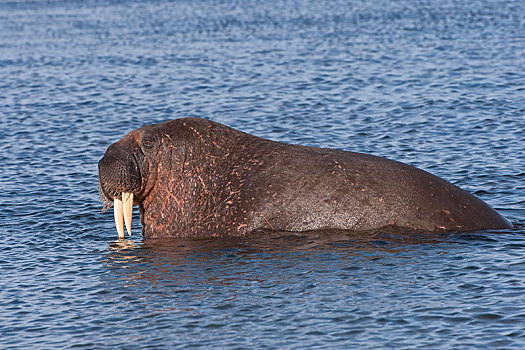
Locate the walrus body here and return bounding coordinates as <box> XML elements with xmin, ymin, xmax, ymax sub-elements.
<box><xmin>98</xmin><ymin>118</ymin><xmax>512</xmax><ymax>238</ymax></box>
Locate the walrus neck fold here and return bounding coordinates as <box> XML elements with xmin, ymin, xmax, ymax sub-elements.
<box><xmin>141</xmin><ymin>119</ymin><xmax>279</xmax><ymax>237</ymax></box>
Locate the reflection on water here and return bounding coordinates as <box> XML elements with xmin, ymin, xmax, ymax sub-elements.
<box><xmin>104</xmin><ymin>231</ymin><xmax>462</xmax><ymax>304</ymax></box>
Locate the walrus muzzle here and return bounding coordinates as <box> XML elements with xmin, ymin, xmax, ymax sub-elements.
<box><xmin>98</xmin><ymin>138</ymin><xmax>144</xmax><ymax>238</ymax></box>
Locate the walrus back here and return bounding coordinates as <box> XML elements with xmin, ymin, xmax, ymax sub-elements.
<box><xmin>239</xmin><ymin>136</ymin><xmax>512</xmax><ymax>233</ymax></box>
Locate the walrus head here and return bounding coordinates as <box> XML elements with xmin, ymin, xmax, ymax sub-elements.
<box><xmin>98</xmin><ymin>118</ymin><xmax>248</xmax><ymax>239</ymax></box>
<box><xmin>98</xmin><ymin>125</ymin><xmax>164</xmax><ymax>238</ymax></box>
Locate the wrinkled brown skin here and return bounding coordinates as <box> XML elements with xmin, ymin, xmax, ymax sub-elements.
<box><xmin>98</xmin><ymin>118</ymin><xmax>513</xmax><ymax>238</ymax></box>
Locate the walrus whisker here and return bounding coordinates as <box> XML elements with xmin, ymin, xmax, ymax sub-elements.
<box><xmin>99</xmin><ymin>182</ymin><xmax>113</xmax><ymax>213</ymax></box>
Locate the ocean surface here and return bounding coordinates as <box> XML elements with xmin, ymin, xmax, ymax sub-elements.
<box><xmin>1</xmin><ymin>0</ymin><xmax>524</xmax><ymax>348</ymax></box>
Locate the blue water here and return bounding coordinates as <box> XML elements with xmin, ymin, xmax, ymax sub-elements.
<box><xmin>1</xmin><ymin>0</ymin><xmax>524</xmax><ymax>348</ymax></box>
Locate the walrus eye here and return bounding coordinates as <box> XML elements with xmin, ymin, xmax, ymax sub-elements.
<box><xmin>142</xmin><ymin>135</ymin><xmax>156</xmax><ymax>150</ymax></box>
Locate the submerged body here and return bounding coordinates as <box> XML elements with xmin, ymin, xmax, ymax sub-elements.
<box><xmin>98</xmin><ymin>118</ymin><xmax>512</xmax><ymax>238</ymax></box>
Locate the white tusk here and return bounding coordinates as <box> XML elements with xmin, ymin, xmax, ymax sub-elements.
<box><xmin>122</xmin><ymin>192</ymin><xmax>133</xmax><ymax>236</ymax></box>
<box><xmin>114</xmin><ymin>197</ymin><xmax>124</xmax><ymax>239</ymax></box>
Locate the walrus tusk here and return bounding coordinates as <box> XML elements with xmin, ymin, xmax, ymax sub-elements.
<box><xmin>122</xmin><ymin>192</ymin><xmax>133</xmax><ymax>236</ymax></box>
<box><xmin>114</xmin><ymin>197</ymin><xmax>124</xmax><ymax>239</ymax></box>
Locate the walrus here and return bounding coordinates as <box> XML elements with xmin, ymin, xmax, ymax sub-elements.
<box><xmin>98</xmin><ymin>117</ymin><xmax>512</xmax><ymax>239</ymax></box>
